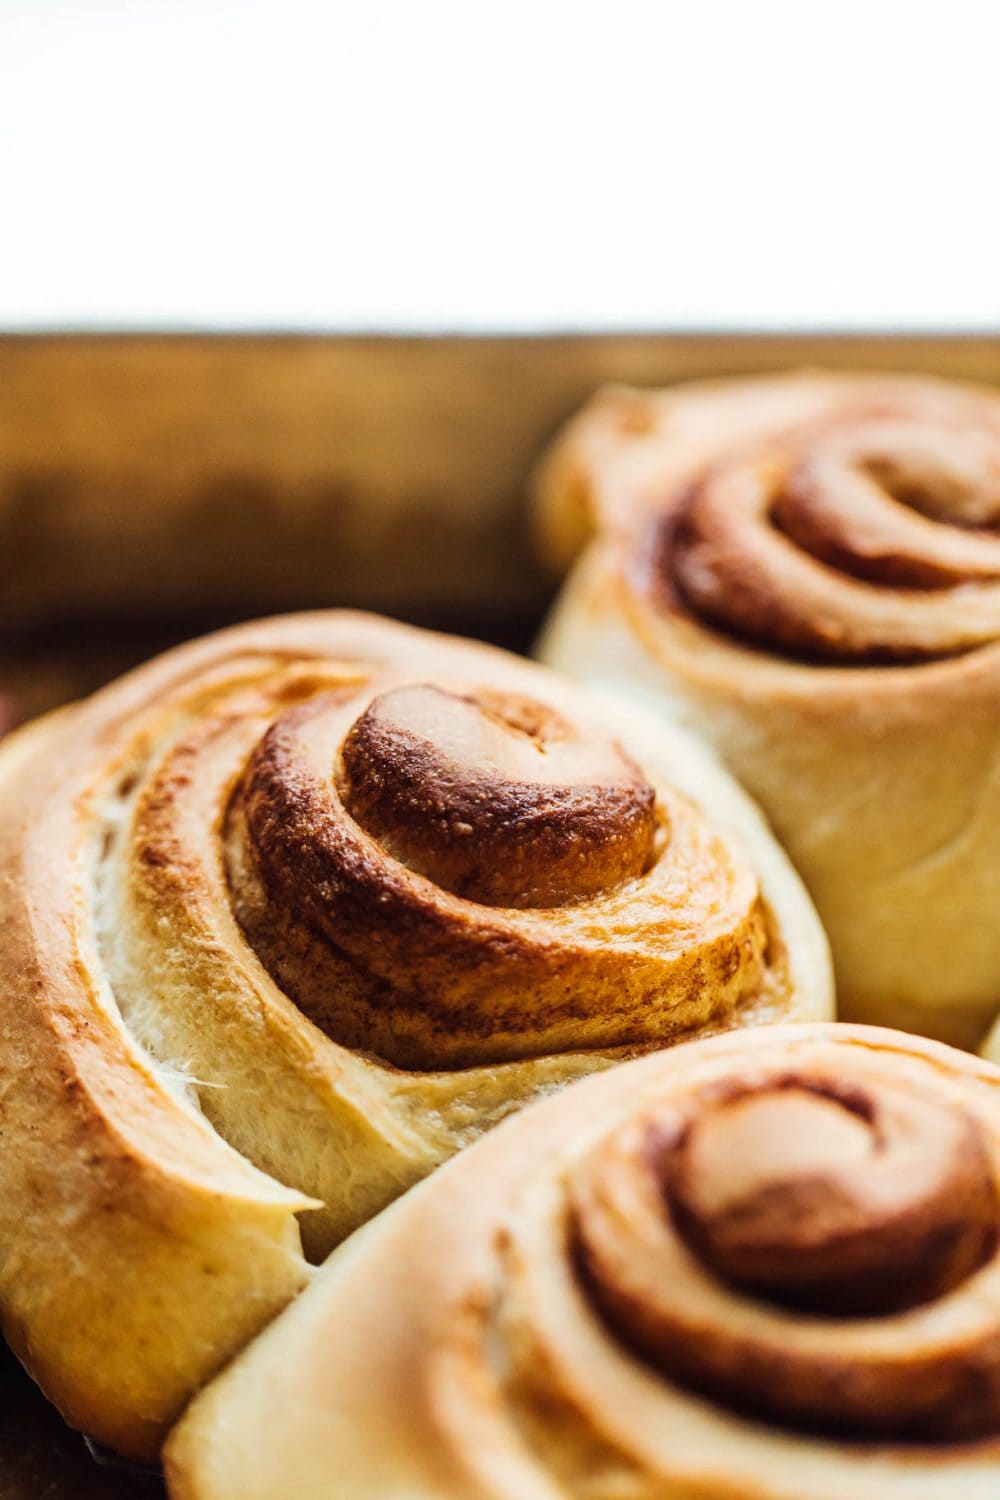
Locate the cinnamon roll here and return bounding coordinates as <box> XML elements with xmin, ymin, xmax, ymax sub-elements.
<box><xmin>165</xmin><ymin>1023</ymin><xmax>1000</xmax><ymax>1500</ymax></box>
<box><xmin>0</xmin><ymin>611</ymin><xmax>829</xmax><ymax>1458</ymax></box>
<box><xmin>535</xmin><ymin>372</ymin><xmax>1000</xmax><ymax>1051</ymax></box>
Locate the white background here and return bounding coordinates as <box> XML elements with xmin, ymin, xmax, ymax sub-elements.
<box><xmin>3</xmin><ymin>0</ymin><xmax>1000</xmax><ymax>331</ymax></box>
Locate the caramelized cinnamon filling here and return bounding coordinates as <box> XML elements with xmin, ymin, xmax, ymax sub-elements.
<box><xmin>662</xmin><ymin>410</ymin><xmax>1000</xmax><ymax>664</ymax></box>
<box><xmin>573</xmin><ymin>1071</ymin><xmax>1000</xmax><ymax>1441</ymax></box>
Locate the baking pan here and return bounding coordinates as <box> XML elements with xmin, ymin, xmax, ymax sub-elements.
<box><xmin>1</xmin><ymin>329</ymin><xmax>998</xmax><ymax>1497</ymax></box>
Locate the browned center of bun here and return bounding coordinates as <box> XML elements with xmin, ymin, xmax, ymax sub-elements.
<box><xmin>664</xmin><ymin>1078</ymin><xmax>998</xmax><ymax>1316</ymax></box>
<box><xmin>573</xmin><ymin>1067</ymin><xmax>1000</xmax><ymax>1441</ymax></box>
<box><xmin>222</xmin><ymin>679</ymin><xmax>771</xmax><ymax>1071</ymax></box>
<box><xmin>338</xmin><ymin>684</ymin><xmax>656</xmax><ymax>908</ymax></box>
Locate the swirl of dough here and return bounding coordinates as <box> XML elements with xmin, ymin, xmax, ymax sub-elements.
<box><xmin>534</xmin><ymin>372</ymin><xmax>1000</xmax><ymax>1052</ymax></box>
<box><xmin>165</xmin><ymin>1025</ymin><xmax>1000</xmax><ymax>1500</ymax></box>
<box><xmin>224</xmin><ymin>673</ymin><xmax>775</xmax><ymax>1069</ymax></box>
<box><xmin>0</xmin><ymin>612</ymin><xmax>829</xmax><ymax>1458</ymax></box>
<box><xmin>576</xmin><ymin>1073</ymin><xmax>999</xmax><ymax>1440</ymax></box>
<box><xmin>668</xmin><ymin>409</ymin><xmax>1000</xmax><ymax>662</ymax></box>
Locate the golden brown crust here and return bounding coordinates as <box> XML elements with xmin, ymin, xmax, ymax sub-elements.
<box><xmin>0</xmin><ymin>610</ymin><xmax>831</xmax><ymax>1458</ymax></box>
<box><xmin>165</xmin><ymin>1024</ymin><xmax>1000</xmax><ymax>1500</ymax></box>
<box><xmin>534</xmin><ymin>372</ymin><xmax>1000</xmax><ymax>1051</ymax></box>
